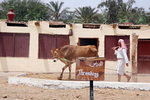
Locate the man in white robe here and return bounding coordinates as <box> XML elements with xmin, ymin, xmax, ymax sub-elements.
<box><xmin>113</xmin><ymin>39</ymin><xmax>131</xmax><ymax>82</ymax></box>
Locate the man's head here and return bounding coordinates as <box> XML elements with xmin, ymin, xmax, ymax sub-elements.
<box><xmin>118</xmin><ymin>39</ymin><xmax>127</xmax><ymax>49</ymax></box>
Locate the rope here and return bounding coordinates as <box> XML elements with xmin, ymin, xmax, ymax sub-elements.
<box><xmin>56</xmin><ymin>57</ymin><xmax>134</xmax><ymax>74</ymax></box>
<box><xmin>105</xmin><ymin>68</ymin><xmax>133</xmax><ymax>74</ymax></box>
<box><xmin>60</xmin><ymin>57</ymin><xmax>74</xmax><ymax>63</ymax></box>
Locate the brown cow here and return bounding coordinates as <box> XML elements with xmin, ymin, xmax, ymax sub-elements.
<box><xmin>51</xmin><ymin>45</ymin><xmax>98</xmax><ymax>80</ymax></box>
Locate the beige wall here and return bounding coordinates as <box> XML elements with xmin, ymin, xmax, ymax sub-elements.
<box><xmin>0</xmin><ymin>20</ymin><xmax>150</xmax><ymax>74</ymax></box>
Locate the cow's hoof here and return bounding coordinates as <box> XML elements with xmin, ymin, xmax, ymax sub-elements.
<box><xmin>58</xmin><ymin>77</ymin><xmax>62</xmax><ymax>80</ymax></box>
<box><xmin>68</xmin><ymin>77</ymin><xmax>71</xmax><ymax>80</ymax></box>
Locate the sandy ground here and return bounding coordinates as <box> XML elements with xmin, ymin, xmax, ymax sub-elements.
<box><xmin>25</xmin><ymin>72</ymin><xmax>150</xmax><ymax>83</ymax></box>
<box><xmin>0</xmin><ymin>72</ymin><xmax>150</xmax><ymax>100</ymax></box>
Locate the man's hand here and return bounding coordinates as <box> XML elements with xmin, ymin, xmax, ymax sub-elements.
<box><xmin>126</xmin><ymin>63</ymin><xmax>129</xmax><ymax>67</ymax></box>
<box><xmin>112</xmin><ymin>47</ymin><xmax>118</xmax><ymax>51</ymax></box>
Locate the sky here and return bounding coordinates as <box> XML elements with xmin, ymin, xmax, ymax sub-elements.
<box><xmin>42</xmin><ymin>0</ymin><xmax>150</xmax><ymax>11</ymax></box>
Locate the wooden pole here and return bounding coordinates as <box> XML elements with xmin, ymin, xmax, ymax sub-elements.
<box><xmin>131</xmin><ymin>33</ymin><xmax>138</xmax><ymax>82</ymax></box>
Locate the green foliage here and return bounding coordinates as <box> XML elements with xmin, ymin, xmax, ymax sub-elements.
<box><xmin>47</xmin><ymin>1</ymin><xmax>69</xmax><ymax>21</ymax></box>
<box><xmin>60</xmin><ymin>11</ymin><xmax>76</xmax><ymax>23</ymax></box>
<box><xmin>97</xmin><ymin>0</ymin><xmax>150</xmax><ymax>24</ymax></box>
<box><xmin>0</xmin><ymin>0</ymin><xmax>50</xmax><ymax>21</ymax></box>
<box><xmin>75</xmin><ymin>6</ymin><xmax>99</xmax><ymax>23</ymax></box>
<box><xmin>146</xmin><ymin>10</ymin><xmax>150</xmax><ymax>24</ymax></box>
<box><xmin>0</xmin><ymin>0</ymin><xmax>149</xmax><ymax>24</ymax></box>
<box><xmin>129</xmin><ymin>7</ymin><xmax>147</xmax><ymax>24</ymax></box>
<box><xmin>98</xmin><ymin>0</ymin><xmax>118</xmax><ymax>23</ymax></box>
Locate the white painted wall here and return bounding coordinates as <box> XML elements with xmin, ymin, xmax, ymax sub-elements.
<box><xmin>0</xmin><ymin>20</ymin><xmax>150</xmax><ymax>74</ymax></box>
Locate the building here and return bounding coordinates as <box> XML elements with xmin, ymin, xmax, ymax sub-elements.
<box><xmin>0</xmin><ymin>20</ymin><xmax>150</xmax><ymax>74</ymax></box>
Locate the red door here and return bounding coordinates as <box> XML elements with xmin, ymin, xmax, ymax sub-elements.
<box><xmin>105</xmin><ymin>35</ymin><xmax>130</xmax><ymax>61</ymax></box>
<box><xmin>38</xmin><ymin>34</ymin><xmax>70</xmax><ymax>59</ymax></box>
<box><xmin>138</xmin><ymin>39</ymin><xmax>150</xmax><ymax>73</ymax></box>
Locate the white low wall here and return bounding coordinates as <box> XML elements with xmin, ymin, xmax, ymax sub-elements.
<box><xmin>8</xmin><ymin>76</ymin><xmax>150</xmax><ymax>91</ymax></box>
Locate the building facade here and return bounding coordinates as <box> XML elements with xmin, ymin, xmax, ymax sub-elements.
<box><xmin>0</xmin><ymin>20</ymin><xmax>150</xmax><ymax>74</ymax></box>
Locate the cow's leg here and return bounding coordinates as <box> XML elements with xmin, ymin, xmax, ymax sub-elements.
<box><xmin>68</xmin><ymin>64</ymin><xmax>72</xmax><ymax>80</ymax></box>
<box><xmin>59</xmin><ymin>64</ymin><xmax>68</xmax><ymax>80</ymax></box>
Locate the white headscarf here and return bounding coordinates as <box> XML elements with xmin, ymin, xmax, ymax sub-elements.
<box><xmin>118</xmin><ymin>39</ymin><xmax>127</xmax><ymax>51</ymax></box>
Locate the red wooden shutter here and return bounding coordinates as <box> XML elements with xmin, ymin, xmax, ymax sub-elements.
<box><xmin>39</xmin><ymin>34</ymin><xmax>48</xmax><ymax>59</ymax></box>
<box><xmin>38</xmin><ymin>34</ymin><xmax>57</xmax><ymax>59</ymax></box>
<box><xmin>138</xmin><ymin>39</ymin><xmax>150</xmax><ymax>73</ymax></box>
<box><xmin>47</xmin><ymin>35</ymin><xmax>57</xmax><ymax>58</ymax></box>
<box><xmin>105</xmin><ymin>36</ymin><xmax>118</xmax><ymax>60</ymax></box>
<box><xmin>105</xmin><ymin>35</ymin><xmax>130</xmax><ymax>61</ymax></box>
<box><xmin>0</xmin><ymin>33</ymin><xmax>14</xmax><ymax>57</ymax></box>
<box><xmin>38</xmin><ymin>34</ymin><xmax>69</xmax><ymax>59</ymax></box>
<box><xmin>56</xmin><ymin>35</ymin><xmax>70</xmax><ymax>48</ymax></box>
<box><xmin>14</xmin><ymin>34</ymin><xmax>30</xmax><ymax>57</ymax></box>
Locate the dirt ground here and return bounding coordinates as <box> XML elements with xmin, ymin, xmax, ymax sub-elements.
<box><xmin>0</xmin><ymin>72</ymin><xmax>150</xmax><ymax>100</ymax></box>
<box><xmin>25</xmin><ymin>72</ymin><xmax>150</xmax><ymax>83</ymax></box>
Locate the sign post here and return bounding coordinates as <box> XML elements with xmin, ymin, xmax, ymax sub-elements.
<box><xmin>90</xmin><ymin>80</ymin><xmax>94</xmax><ymax>100</ymax></box>
<box><xmin>76</xmin><ymin>57</ymin><xmax>105</xmax><ymax>100</ymax></box>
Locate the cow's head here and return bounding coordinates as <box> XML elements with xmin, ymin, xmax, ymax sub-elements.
<box><xmin>51</xmin><ymin>48</ymin><xmax>60</xmax><ymax>62</ymax></box>
<box><xmin>88</xmin><ymin>45</ymin><xmax>99</xmax><ymax>57</ymax></box>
